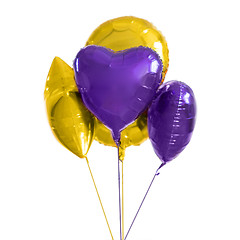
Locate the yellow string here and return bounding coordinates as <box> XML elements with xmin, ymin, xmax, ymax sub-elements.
<box><xmin>84</xmin><ymin>156</ymin><xmax>114</xmax><ymax>240</ymax></box>
<box><xmin>121</xmin><ymin>160</ymin><xmax>124</xmax><ymax>240</ymax></box>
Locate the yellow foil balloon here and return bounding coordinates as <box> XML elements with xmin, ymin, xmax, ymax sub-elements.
<box><xmin>86</xmin><ymin>16</ymin><xmax>169</xmax><ymax>159</ymax></box>
<box><xmin>86</xmin><ymin>16</ymin><xmax>169</xmax><ymax>80</ymax></box>
<box><xmin>44</xmin><ymin>57</ymin><xmax>94</xmax><ymax>158</ymax></box>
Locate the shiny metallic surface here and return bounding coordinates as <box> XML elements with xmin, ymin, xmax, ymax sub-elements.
<box><xmin>86</xmin><ymin>16</ymin><xmax>169</xmax><ymax>153</ymax></box>
<box><xmin>73</xmin><ymin>45</ymin><xmax>162</xmax><ymax>144</ymax></box>
<box><xmin>44</xmin><ymin>57</ymin><xmax>94</xmax><ymax>158</ymax></box>
<box><xmin>148</xmin><ymin>81</ymin><xmax>196</xmax><ymax>163</ymax></box>
<box><xmin>86</xmin><ymin>16</ymin><xmax>169</xmax><ymax>80</ymax></box>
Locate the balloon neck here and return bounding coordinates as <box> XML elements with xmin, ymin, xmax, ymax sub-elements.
<box><xmin>155</xmin><ymin>162</ymin><xmax>166</xmax><ymax>175</ymax></box>
<box><xmin>112</xmin><ymin>130</ymin><xmax>121</xmax><ymax>146</ymax></box>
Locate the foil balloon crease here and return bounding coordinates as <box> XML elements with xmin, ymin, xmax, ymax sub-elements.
<box><xmin>44</xmin><ymin>57</ymin><xmax>94</xmax><ymax>158</ymax></box>
<box><xmin>86</xmin><ymin>16</ymin><xmax>169</xmax><ymax>155</ymax></box>
<box><xmin>148</xmin><ymin>81</ymin><xmax>196</xmax><ymax>163</ymax></box>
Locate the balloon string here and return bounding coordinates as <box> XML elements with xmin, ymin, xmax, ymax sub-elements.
<box><xmin>122</xmin><ymin>160</ymin><xmax>124</xmax><ymax>240</ymax></box>
<box><xmin>117</xmin><ymin>144</ymin><xmax>122</xmax><ymax>240</ymax></box>
<box><xmin>124</xmin><ymin>162</ymin><xmax>166</xmax><ymax>240</ymax></box>
<box><xmin>84</xmin><ymin>156</ymin><xmax>114</xmax><ymax>240</ymax></box>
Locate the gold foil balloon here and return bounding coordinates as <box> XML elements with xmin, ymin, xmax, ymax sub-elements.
<box><xmin>86</xmin><ymin>16</ymin><xmax>169</xmax><ymax>159</ymax></box>
<box><xmin>44</xmin><ymin>57</ymin><xmax>94</xmax><ymax>158</ymax></box>
<box><xmin>86</xmin><ymin>16</ymin><xmax>169</xmax><ymax>80</ymax></box>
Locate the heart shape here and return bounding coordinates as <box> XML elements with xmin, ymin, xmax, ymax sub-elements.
<box><xmin>73</xmin><ymin>45</ymin><xmax>162</xmax><ymax>143</ymax></box>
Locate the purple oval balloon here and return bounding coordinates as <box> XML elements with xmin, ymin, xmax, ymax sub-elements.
<box><xmin>73</xmin><ymin>45</ymin><xmax>163</xmax><ymax>143</ymax></box>
<box><xmin>148</xmin><ymin>81</ymin><xmax>196</xmax><ymax>163</ymax></box>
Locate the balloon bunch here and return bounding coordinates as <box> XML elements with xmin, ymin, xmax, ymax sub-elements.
<box><xmin>44</xmin><ymin>16</ymin><xmax>196</xmax><ymax>240</ymax></box>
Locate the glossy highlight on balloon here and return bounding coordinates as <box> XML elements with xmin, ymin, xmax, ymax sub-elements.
<box><xmin>73</xmin><ymin>45</ymin><xmax>163</xmax><ymax>143</ymax></box>
<box><xmin>148</xmin><ymin>81</ymin><xmax>196</xmax><ymax>163</ymax></box>
<box><xmin>86</xmin><ymin>16</ymin><xmax>169</xmax><ymax>153</ymax></box>
<box><xmin>44</xmin><ymin>57</ymin><xmax>95</xmax><ymax>158</ymax></box>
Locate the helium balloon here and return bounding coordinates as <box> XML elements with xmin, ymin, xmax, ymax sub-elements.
<box><xmin>44</xmin><ymin>57</ymin><xmax>95</xmax><ymax>158</ymax></box>
<box><xmin>86</xmin><ymin>16</ymin><xmax>169</xmax><ymax>153</ymax></box>
<box><xmin>86</xmin><ymin>16</ymin><xmax>169</xmax><ymax>80</ymax></box>
<box><xmin>73</xmin><ymin>45</ymin><xmax>163</xmax><ymax>144</ymax></box>
<box><xmin>148</xmin><ymin>81</ymin><xmax>196</xmax><ymax>163</ymax></box>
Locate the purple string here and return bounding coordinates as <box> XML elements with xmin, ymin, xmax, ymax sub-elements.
<box><xmin>124</xmin><ymin>162</ymin><xmax>166</xmax><ymax>240</ymax></box>
<box><xmin>117</xmin><ymin>144</ymin><xmax>122</xmax><ymax>240</ymax></box>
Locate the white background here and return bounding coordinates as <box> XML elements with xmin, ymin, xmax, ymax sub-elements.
<box><xmin>1</xmin><ymin>0</ymin><xmax>240</xmax><ymax>239</ymax></box>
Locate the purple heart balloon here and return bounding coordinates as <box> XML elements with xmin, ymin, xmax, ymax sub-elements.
<box><xmin>148</xmin><ymin>80</ymin><xmax>196</xmax><ymax>163</ymax></box>
<box><xmin>73</xmin><ymin>45</ymin><xmax>163</xmax><ymax>144</ymax></box>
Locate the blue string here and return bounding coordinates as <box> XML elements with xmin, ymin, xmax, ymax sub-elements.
<box><xmin>124</xmin><ymin>162</ymin><xmax>166</xmax><ymax>240</ymax></box>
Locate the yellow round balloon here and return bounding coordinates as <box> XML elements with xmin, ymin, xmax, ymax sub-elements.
<box><xmin>44</xmin><ymin>57</ymin><xmax>95</xmax><ymax>158</ymax></box>
<box><xmin>86</xmin><ymin>16</ymin><xmax>169</xmax><ymax>159</ymax></box>
<box><xmin>86</xmin><ymin>16</ymin><xmax>169</xmax><ymax>80</ymax></box>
